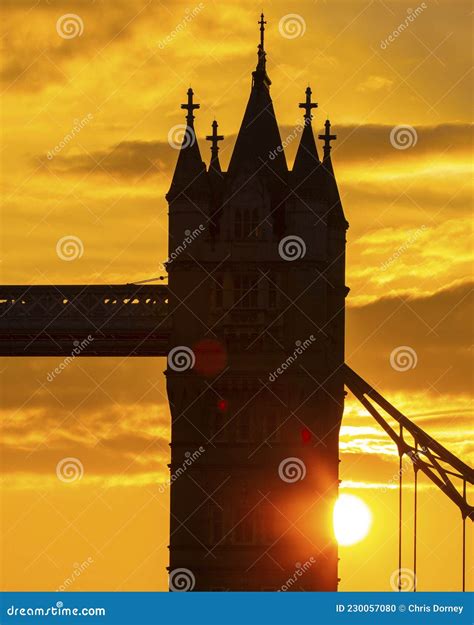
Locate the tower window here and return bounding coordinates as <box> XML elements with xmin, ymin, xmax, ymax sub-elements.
<box><xmin>233</xmin><ymin>274</ymin><xmax>259</xmax><ymax>308</ymax></box>
<box><xmin>234</xmin><ymin>207</ymin><xmax>259</xmax><ymax>239</ymax></box>
<box><xmin>232</xmin><ymin>482</ymin><xmax>255</xmax><ymax>545</ymax></box>
<box><xmin>210</xmin><ymin>409</ymin><xmax>227</xmax><ymax>442</ymax></box>
<box><xmin>214</xmin><ymin>274</ymin><xmax>224</xmax><ymax>309</ymax></box>
<box><xmin>233</xmin><ymin>506</ymin><xmax>254</xmax><ymax>544</ymax></box>
<box><xmin>257</xmin><ymin>503</ymin><xmax>273</xmax><ymax>544</ymax></box>
<box><xmin>236</xmin><ymin>413</ymin><xmax>250</xmax><ymax>442</ymax></box>
<box><xmin>209</xmin><ymin>505</ymin><xmax>224</xmax><ymax>544</ymax></box>
<box><xmin>268</xmin><ymin>272</ymin><xmax>278</xmax><ymax>309</ymax></box>
<box><xmin>264</xmin><ymin>412</ymin><xmax>280</xmax><ymax>443</ymax></box>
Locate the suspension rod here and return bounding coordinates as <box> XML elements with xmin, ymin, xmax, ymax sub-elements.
<box><xmin>398</xmin><ymin>424</ymin><xmax>403</xmax><ymax>592</ymax></box>
<box><xmin>413</xmin><ymin>442</ymin><xmax>418</xmax><ymax>592</ymax></box>
<box><xmin>462</xmin><ymin>480</ymin><xmax>466</xmax><ymax>592</ymax></box>
<box><xmin>344</xmin><ymin>365</ymin><xmax>474</xmax><ymax>520</ymax></box>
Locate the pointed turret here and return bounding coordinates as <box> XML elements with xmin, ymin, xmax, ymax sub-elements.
<box><xmin>318</xmin><ymin>119</ymin><xmax>347</xmax><ymax>227</ymax></box>
<box><xmin>167</xmin><ymin>88</ymin><xmax>206</xmax><ymax>200</ymax></box>
<box><xmin>228</xmin><ymin>14</ymin><xmax>288</xmax><ymax>179</ymax></box>
<box><xmin>293</xmin><ymin>86</ymin><xmax>320</xmax><ymax>179</ymax></box>
<box><xmin>253</xmin><ymin>13</ymin><xmax>271</xmax><ymax>90</ymax></box>
<box><xmin>206</xmin><ymin>120</ymin><xmax>224</xmax><ymax>174</ymax></box>
<box><xmin>319</xmin><ymin>118</ymin><xmax>336</xmax><ymax>162</ymax></box>
<box><xmin>206</xmin><ymin>120</ymin><xmax>225</xmax><ymax>238</ymax></box>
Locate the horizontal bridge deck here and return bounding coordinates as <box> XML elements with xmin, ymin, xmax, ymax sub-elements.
<box><xmin>0</xmin><ymin>285</ymin><xmax>171</xmax><ymax>357</ymax></box>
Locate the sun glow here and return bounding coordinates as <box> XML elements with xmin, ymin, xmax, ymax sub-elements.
<box><xmin>333</xmin><ymin>494</ymin><xmax>372</xmax><ymax>546</ymax></box>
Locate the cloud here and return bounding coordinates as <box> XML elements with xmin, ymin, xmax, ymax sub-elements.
<box><xmin>37</xmin><ymin>140</ymin><xmax>174</xmax><ymax>180</ymax></box>
<box><xmin>0</xmin><ymin>1</ymin><xmax>142</xmax><ymax>91</ymax></box>
<box><xmin>357</xmin><ymin>75</ymin><xmax>394</xmax><ymax>93</ymax></box>
<box><xmin>280</xmin><ymin>123</ymin><xmax>472</xmax><ymax>168</ymax></box>
<box><xmin>0</xmin><ymin>432</ymin><xmax>169</xmax><ymax>477</ymax></box>
<box><xmin>35</xmin><ymin>122</ymin><xmax>473</xmax><ymax>182</ymax></box>
<box><xmin>0</xmin><ymin>355</ymin><xmax>172</xmax><ymax>480</ymax></box>
<box><xmin>346</xmin><ymin>280</ymin><xmax>473</xmax><ymax>395</ymax></box>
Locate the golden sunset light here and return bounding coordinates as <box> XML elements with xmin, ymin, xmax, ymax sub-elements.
<box><xmin>0</xmin><ymin>0</ymin><xmax>472</xmax><ymax>602</ymax></box>
<box><xmin>334</xmin><ymin>494</ymin><xmax>372</xmax><ymax>546</ymax></box>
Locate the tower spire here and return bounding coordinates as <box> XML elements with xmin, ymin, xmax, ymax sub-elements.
<box><xmin>299</xmin><ymin>86</ymin><xmax>318</xmax><ymax>123</ymax></box>
<box><xmin>253</xmin><ymin>13</ymin><xmax>271</xmax><ymax>88</ymax></box>
<box><xmin>318</xmin><ymin>119</ymin><xmax>337</xmax><ymax>160</ymax></box>
<box><xmin>181</xmin><ymin>87</ymin><xmax>200</xmax><ymax>126</ymax></box>
<box><xmin>293</xmin><ymin>86</ymin><xmax>320</xmax><ymax>175</ymax></box>
<box><xmin>206</xmin><ymin>120</ymin><xmax>224</xmax><ymax>172</ymax></box>
<box><xmin>228</xmin><ymin>13</ymin><xmax>286</xmax><ymax>177</ymax></box>
<box><xmin>167</xmin><ymin>88</ymin><xmax>205</xmax><ymax>198</ymax></box>
<box><xmin>259</xmin><ymin>12</ymin><xmax>266</xmax><ymax>49</ymax></box>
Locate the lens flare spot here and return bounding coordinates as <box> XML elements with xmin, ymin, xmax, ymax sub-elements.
<box><xmin>217</xmin><ymin>399</ymin><xmax>228</xmax><ymax>412</ymax></box>
<box><xmin>192</xmin><ymin>339</ymin><xmax>227</xmax><ymax>377</ymax></box>
<box><xmin>301</xmin><ymin>427</ymin><xmax>312</xmax><ymax>444</ymax></box>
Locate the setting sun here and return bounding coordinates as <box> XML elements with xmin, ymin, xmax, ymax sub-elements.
<box><xmin>333</xmin><ymin>495</ymin><xmax>372</xmax><ymax>546</ymax></box>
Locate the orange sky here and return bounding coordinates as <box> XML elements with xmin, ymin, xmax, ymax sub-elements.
<box><xmin>0</xmin><ymin>0</ymin><xmax>472</xmax><ymax>592</ymax></box>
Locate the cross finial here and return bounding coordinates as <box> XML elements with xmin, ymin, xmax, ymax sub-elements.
<box><xmin>253</xmin><ymin>13</ymin><xmax>271</xmax><ymax>88</ymax></box>
<box><xmin>318</xmin><ymin>119</ymin><xmax>337</xmax><ymax>159</ymax></box>
<box><xmin>206</xmin><ymin>120</ymin><xmax>224</xmax><ymax>160</ymax></box>
<box><xmin>181</xmin><ymin>87</ymin><xmax>200</xmax><ymax>125</ymax></box>
<box><xmin>299</xmin><ymin>86</ymin><xmax>318</xmax><ymax>122</ymax></box>
<box><xmin>259</xmin><ymin>13</ymin><xmax>266</xmax><ymax>49</ymax></box>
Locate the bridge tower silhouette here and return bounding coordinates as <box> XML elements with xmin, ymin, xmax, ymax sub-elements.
<box><xmin>165</xmin><ymin>16</ymin><xmax>347</xmax><ymax>591</ymax></box>
<box><xmin>0</xmin><ymin>14</ymin><xmax>472</xmax><ymax>593</ymax></box>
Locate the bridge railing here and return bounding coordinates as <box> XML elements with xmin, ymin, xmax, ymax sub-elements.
<box><xmin>0</xmin><ymin>285</ymin><xmax>169</xmax><ymax>318</ymax></box>
<box><xmin>0</xmin><ymin>285</ymin><xmax>171</xmax><ymax>356</ymax></box>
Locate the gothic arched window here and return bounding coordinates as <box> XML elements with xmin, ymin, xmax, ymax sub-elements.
<box><xmin>257</xmin><ymin>503</ymin><xmax>273</xmax><ymax>545</ymax></box>
<box><xmin>234</xmin><ymin>207</ymin><xmax>259</xmax><ymax>239</ymax></box>
<box><xmin>264</xmin><ymin>411</ymin><xmax>280</xmax><ymax>443</ymax></box>
<box><xmin>213</xmin><ymin>274</ymin><xmax>224</xmax><ymax>309</ymax></box>
<box><xmin>234</xmin><ymin>209</ymin><xmax>242</xmax><ymax>239</ymax></box>
<box><xmin>267</xmin><ymin>272</ymin><xmax>278</xmax><ymax>309</ymax></box>
<box><xmin>251</xmin><ymin>207</ymin><xmax>259</xmax><ymax>237</ymax></box>
<box><xmin>236</xmin><ymin>413</ymin><xmax>250</xmax><ymax>442</ymax></box>
<box><xmin>233</xmin><ymin>274</ymin><xmax>259</xmax><ymax>308</ymax></box>
<box><xmin>209</xmin><ymin>505</ymin><xmax>224</xmax><ymax>545</ymax></box>
<box><xmin>233</xmin><ymin>487</ymin><xmax>254</xmax><ymax>545</ymax></box>
<box><xmin>210</xmin><ymin>408</ymin><xmax>227</xmax><ymax>442</ymax></box>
